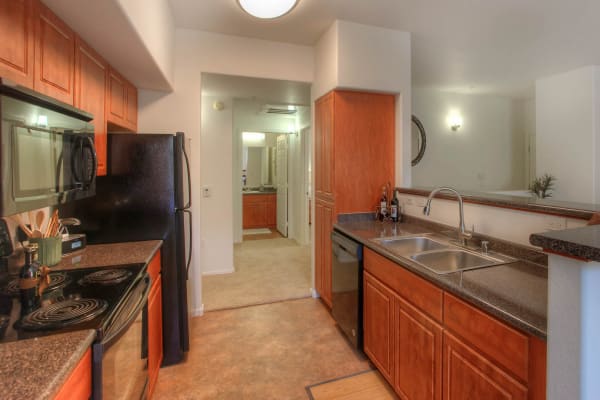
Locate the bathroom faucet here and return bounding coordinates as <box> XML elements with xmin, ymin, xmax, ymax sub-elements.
<box><xmin>423</xmin><ymin>187</ymin><xmax>472</xmax><ymax>246</ymax></box>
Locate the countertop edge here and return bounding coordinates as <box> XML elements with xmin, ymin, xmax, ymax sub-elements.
<box><xmin>334</xmin><ymin>223</ymin><xmax>547</xmax><ymax>339</ymax></box>
<box><xmin>42</xmin><ymin>330</ymin><xmax>96</xmax><ymax>400</ymax></box>
<box><xmin>530</xmin><ymin>229</ymin><xmax>600</xmax><ymax>262</ymax></box>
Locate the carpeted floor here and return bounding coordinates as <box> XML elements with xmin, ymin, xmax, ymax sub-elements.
<box><xmin>202</xmin><ymin>237</ymin><xmax>312</xmax><ymax>311</ymax></box>
<box><xmin>153</xmin><ymin>298</ymin><xmax>370</xmax><ymax>400</ymax></box>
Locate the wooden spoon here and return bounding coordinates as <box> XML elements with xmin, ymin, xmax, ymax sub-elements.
<box><xmin>36</xmin><ymin>210</ymin><xmax>46</xmax><ymax>235</ymax></box>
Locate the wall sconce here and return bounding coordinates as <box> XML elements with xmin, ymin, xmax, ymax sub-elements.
<box><xmin>447</xmin><ymin>112</ymin><xmax>463</xmax><ymax>131</ymax></box>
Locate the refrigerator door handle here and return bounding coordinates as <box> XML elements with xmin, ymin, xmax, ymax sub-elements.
<box><xmin>180</xmin><ymin>134</ymin><xmax>192</xmax><ymax>210</ymax></box>
<box><xmin>183</xmin><ymin>209</ymin><xmax>192</xmax><ymax>279</ymax></box>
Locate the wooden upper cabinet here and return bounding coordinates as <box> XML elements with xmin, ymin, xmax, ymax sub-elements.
<box><xmin>107</xmin><ymin>67</ymin><xmax>138</xmax><ymax>132</ymax></box>
<box><xmin>74</xmin><ymin>36</ymin><xmax>108</xmax><ymax>176</ymax></box>
<box><xmin>0</xmin><ymin>0</ymin><xmax>34</xmax><ymax>87</ymax></box>
<box><xmin>34</xmin><ymin>1</ymin><xmax>75</xmax><ymax>105</ymax></box>
<box><xmin>315</xmin><ymin>92</ymin><xmax>334</xmax><ymax>201</ymax></box>
<box><xmin>107</xmin><ymin>67</ymin><xmax>126</xmax><ymax>126</ymax></box>
<box><xmin>125</xmin><ymin>80</ymin><xmax>138</xmax><ymax>131</ymax></box>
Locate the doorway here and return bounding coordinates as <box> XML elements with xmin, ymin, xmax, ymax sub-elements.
<box><xmin>200</xmin><ymin>73</ymin><xmax>312</xmax><ymax>311</ymax></box>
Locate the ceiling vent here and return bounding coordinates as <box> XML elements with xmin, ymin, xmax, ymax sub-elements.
<box><xmin>262</xmin><ymin>104</ymin><xmax>297</xmax><ymax>115</ymax></box>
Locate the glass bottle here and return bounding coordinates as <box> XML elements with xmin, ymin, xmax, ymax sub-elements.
<box><xmin>19</xmin><ymin>244</ymin><xmax>41</xmax><ymax>316</ymax></box>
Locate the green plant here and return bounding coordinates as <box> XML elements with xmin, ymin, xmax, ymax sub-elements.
<box><xmin>529</xmin><ymin>174</ymin><xmax>556</xmax><ymax>199</ymax></box>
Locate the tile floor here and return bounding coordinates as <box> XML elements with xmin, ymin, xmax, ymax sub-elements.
<box><xmin>153</xmin><ymin>298</ymin><xmax>371</xmax><ymax>399</ymax></box>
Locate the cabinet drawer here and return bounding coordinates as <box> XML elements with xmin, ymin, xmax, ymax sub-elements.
<box><xmin>443</xmin><ymin>292</ymin><xmax>529</xmax><ymax>383</ymax></box>
<box><xmin>364</xmin><ymin>248</ymin><xmax>443</xmax><ymax>323</ymax></box>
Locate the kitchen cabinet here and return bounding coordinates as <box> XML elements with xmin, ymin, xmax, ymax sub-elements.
<box><xmin>315</xmin><ymin>199</ymin><xmax>334</xmax><ymax>307</ymax></box>
<box><xmin>395</xmin><ymin>296</ymin><xmax>442</xmax><ymax>400</ymax></box>
<box><xmin>362</xmin><ymin>248</ymin><xmax>546</xmax><ymax>400</ymax></box>
<box><xmin>242</xmin><ymin>194</ymin><xmax>277</xmax><ymax>229</ymax></box>
<box><xmin>0</xmin><ymin>0</ymin><xmax>35</xmax><ymax>88</ymax></box>
<box><xmin>34</xmin><ymin>1</ymin><xmax>75</xmax><ymax>105</ymax></box>
<box><xmin>363</xmin><ymin>271</ymin><xmax>394</xmax><ymax>383</ymax></box>
<box><xmin>74</xmin><ymin>36</ymin><xmax>108</xmax><ymax>176</ymax></box>
<box><xmin>314</xmin><ymin>90</ymin><xmax>395</xmax><ymax>307</ymax></box>
<box><xmin>107</xmin><ymin>67</ymin><xmax>137</xmax><ymax>132</ymax></box>
<box><xmin>53</xmin><ymin>348</ymin><xmax>92</xmax><ymax>400</ymax></box>
<box><xmin>147</xmin><ymin>250</ymin><xmax>163</xmax><ymax>399</ymax></box>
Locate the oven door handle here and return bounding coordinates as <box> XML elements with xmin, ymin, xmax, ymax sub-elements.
<box><xmin>102</xmin><ymin>277</ymin><xmax>151</xmax><ymax>346</ymax></box>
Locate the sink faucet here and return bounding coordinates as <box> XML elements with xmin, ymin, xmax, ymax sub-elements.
<box><xmin>423</xmin><ymin>187</ymin><xmax>472</xmax><ymax>246</ymax></box>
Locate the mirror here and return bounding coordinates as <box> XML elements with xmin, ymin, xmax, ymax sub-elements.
<box><xmin>411</xmin><ymin>115</ymin><xmax>427</xmax><ymax>166</ymax></box>
<box><xmin>242</xmin><ymin>132</ymin><xmax>278</xmax><ymax>190</ymax></box>
<box><xmin>411</xmin><ymin>73</ymin><xmax>600</xmax><ymax>205</ymax></box>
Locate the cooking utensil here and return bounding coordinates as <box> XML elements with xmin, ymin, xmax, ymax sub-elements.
<box><xmin>36</xmin><ymin>210</ymin><xmax>46</xmax><ymax>235</ymax></box>
<box><xmin>45</xmin><ymin>210</ymin><xmax>59</xmax><ymax>238</ymax></box>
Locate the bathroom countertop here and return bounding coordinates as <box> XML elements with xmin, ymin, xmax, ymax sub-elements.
<box><xmin>335</xmin><ymin>217</ymin><xmax>547</xmax><ymax>338</ymax></box>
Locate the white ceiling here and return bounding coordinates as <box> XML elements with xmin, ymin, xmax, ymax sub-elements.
<box><xmin>201</xmin><ymin>73</ymin><xmax>311</xmax><ymax>105</ymax></box>
<box><xmin>170</xmin><ymin>0</ymin><xmax>600</xmax><ymax>97</ymax></box>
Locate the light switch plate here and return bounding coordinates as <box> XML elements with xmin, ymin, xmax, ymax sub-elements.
<box><xmin>202</xmin><ymin>186</ymin><xmax>211</xmax><ymax>198</ymax></box>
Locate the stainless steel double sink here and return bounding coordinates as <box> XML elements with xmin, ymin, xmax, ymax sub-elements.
<box><xmin>370</xmin><ymin>235</ymin><xmax>513</xmax><ymax>274</ymax></box>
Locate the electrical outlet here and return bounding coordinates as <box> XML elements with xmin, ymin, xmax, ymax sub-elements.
<box><xmin>202</xmin><ymin>186</ymin><xmax>211</xmax><ymax>198</ymax></box>
<box><xmin>415</xmin><ymin>197</ymin><xmax>427</xmax><ymax>207</ymax></box>
<box><xmin>405</xmin><ymin>198</ymin><xmax>414</xmax><ymax>206</ymax></box>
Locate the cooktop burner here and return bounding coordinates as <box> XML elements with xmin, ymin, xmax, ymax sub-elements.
<box><xmin>2</xmin><ymin>272</ymin><xmax>72</xmax><ymax>296</ymax></box>
<box><xmin>79</xmin><ymin>269</ymin><xmax>132</xmax><ymax>286</ymax></box>
<box><xmin>19</xmin><ymin>298</ymin><xmax>109</xmax><ymax>331</ymax></box>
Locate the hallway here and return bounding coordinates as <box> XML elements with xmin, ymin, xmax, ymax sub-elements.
<box><xmin>202</xmin><ymin>237</ymin><xmax>312</xmax><ymax>311</ymax></box>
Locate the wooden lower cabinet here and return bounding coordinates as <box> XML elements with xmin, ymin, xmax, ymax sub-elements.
<box><xmin>315</xmin><ymin>199</ymin><xmax>334</xmax><ymax>307</ymax></box>
<box><xmin>362</xmin><ymin>248</ymin><xmax>546</xmax><ymax>400</ymax></box>
<box><xmin>53</xmin><ymin>348</ymin><xmax>92</xmax><ymax>400</ymax></box>
<box><xmin>242</xmin><ymin>194</ymin><xmax>276</xmax><ymax>229</ymax></box>
<box><xmin>443</xmin><ymin>332</ymin><xmax>527</xmax><ymax>400</ymax></box>
<box><xmin>148</xmin><ymin>275</ymin><xmax>163</xmax><ymax>399</ymax></box>
<box><xmin>363</xmin><ymin>272</ymin><xmax>394</xmax><ymax>383</ymax></box>
<box><xmin>395</xmin><ymin>296</ymin><xmax>442</xmax><ymax>400</ymax></box>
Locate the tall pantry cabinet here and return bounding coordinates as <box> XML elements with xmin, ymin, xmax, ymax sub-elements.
<box><xmin>314</xmin><ymin>90</ymin><xmax>395</xmax><ymax>307</ymax></box>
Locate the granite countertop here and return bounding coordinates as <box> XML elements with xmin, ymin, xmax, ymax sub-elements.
<box><xmin>0</xmin><ymin>329</ymin><xmax>96</xmax><ymax>400</ymax></box>
<box><xmin>1</xmin><ymin>240</ymin><xmax>163</xmax><ymax>399</ymax></box>
<box><xmin>530</xmin><ymin>225</ymin><xmax>600</xmax><ymax>261</ymax></box>
<box><xmin>52</xmin><ymin>240</ymin><xmax>162</xmax><ymax>271</ymax></box>
<box><xmin>335</xmin><ymin>218</ymin><xmax>548</xmax><ymax>338</ymax></box>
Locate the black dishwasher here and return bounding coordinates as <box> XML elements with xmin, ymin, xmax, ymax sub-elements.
<box><xmin>331</xmin><ymin>230</ymin><xmax>364</xmax><ymax>350</ymax></box>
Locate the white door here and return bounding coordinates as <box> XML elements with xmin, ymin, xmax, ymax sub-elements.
<box><xmin>276</xmin><ymin>134</ymin><xmax>288</xmax><ymax>237</ymax></box>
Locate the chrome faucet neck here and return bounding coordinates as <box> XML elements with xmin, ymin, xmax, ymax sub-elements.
<box><xmin>423</xmin><ymin>187</ymin><xmax>472</xmax><ymax>245</ymax></box>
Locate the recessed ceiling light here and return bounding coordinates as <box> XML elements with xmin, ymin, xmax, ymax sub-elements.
<box><xmin>237</xmin><ymin>0</ymin><xmax>299</xmax><ymax>19</ymax></box>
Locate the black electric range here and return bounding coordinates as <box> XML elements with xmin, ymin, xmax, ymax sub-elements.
<box><xmin>0</xmin><ymin>263</ymin><xmax>146</xmax><ymax>343</ymax></box>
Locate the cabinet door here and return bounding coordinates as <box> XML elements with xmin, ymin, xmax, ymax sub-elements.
<box><xmin>315</xmin><ymin>92</ymin><xmax>334</xmax><ymax>201</ymax></box>
<box><xmin>125</xmin><ymin>80</ymin><xmax>138</xmax><ymax>131</ymax></box>
<box><xmin>363</xmin><ymin>272</ymin><xmax>394</xmax><ymax>383</ymax></box>
<box><xmin>107</xmin><ymin>67</ymin><xmax>126</xmax><ymax>126</ymax></box>
<box><xmin>34</xmin><ymin>2</ymin><xmax>75</xmax><ymax>105</ymax></box>
<box><xmin>314</xmin><ymin>202</ymin><xmax>324</xmax><ymax>297</ymax></box>
<box><xmin>74</xmin><ymin>36</ymin><xmax>108</xmax><ymax>176</ymax></box>
<box><xmin>0</xmin><ymin>0</ymin><xmax>34</xmax><ymax>87</ymax></box>
<box><xmin>395</xmin><ymin>297</ymin><xmax>442</xmax><ymax>400</ymax></box>
<box><xmin>443</xmin><ymin>332</ymin><xmax>527</xmax><ymax>400</ymax></box>
<box><xmin>243</xmin><ymin>202</ymin><xmax>267</xmax><ymax>229</ymax></box>
<box><xmin>266</xmin><ymin>195</ymin><xmax>277</xmax><ymax>227</ymax></box>
<box><xmin>53</xmin><ymin>348</ymin><xmax>92</xmax><ymax>400</ymax></box>
<box><xmin>315</xmin><ymin>200</ymin><xmax>333</xmax><ymax>307</ymax></box>
<box><xmin>148</xmin><ymin>276</ymin><xmax>163</xmax><ymax>399</ymax></box>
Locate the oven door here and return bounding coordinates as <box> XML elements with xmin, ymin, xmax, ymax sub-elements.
<box><xmin>93</xmin><ymin>274</ymin><xmax>150</xmax><ymax>400</ymax></box>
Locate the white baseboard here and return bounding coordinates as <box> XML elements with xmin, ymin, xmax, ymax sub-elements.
<box><xmin>202</xmin><ymin>268</ymin><xmax>235</xmax><ymax>276</ymax></box>
<box><xmin>191</xmin><ymin>304</ymin><xmax>204</xmax><ymax>317</ymax></box>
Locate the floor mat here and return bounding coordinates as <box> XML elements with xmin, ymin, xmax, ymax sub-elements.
<box><xmin>306</xmin><ymin>370</ymin><xmax>396</xmax><ymax>400</ymax></box>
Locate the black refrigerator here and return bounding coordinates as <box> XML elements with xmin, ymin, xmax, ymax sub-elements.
<box><xmin>59</xmin><ymin>132</ymin><xmax>191</xmax><ymax>366</ymax></box>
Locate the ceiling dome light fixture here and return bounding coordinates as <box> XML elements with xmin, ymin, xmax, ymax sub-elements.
<box><xmin>237</xmin><ymin>0</ymin><xmax>299</xmax><ymax>19</ymax></box>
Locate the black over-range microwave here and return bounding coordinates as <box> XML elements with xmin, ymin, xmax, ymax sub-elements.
<box><xmin>0</xmin><ymin>80</ymin><xmax>96</xmax><ymax>217</ymax></box>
